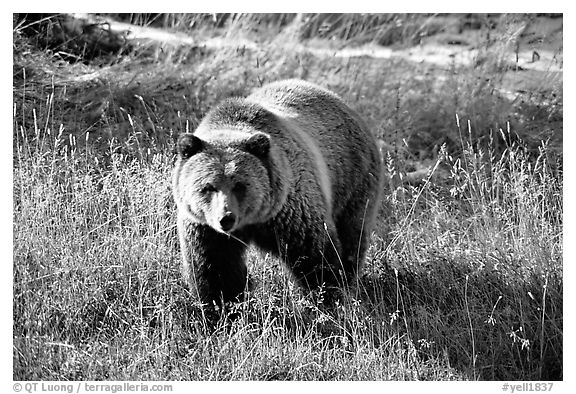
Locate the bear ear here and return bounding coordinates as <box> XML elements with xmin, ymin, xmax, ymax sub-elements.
<box><xmin>243</xmin><ymin>133</ymin><xmax>270</xmax><ymax>157</ymax></box>
<box><xmin>177</xmin><ymin>134</ymin><xmax>203</xmax><ymax>159</ymax></box>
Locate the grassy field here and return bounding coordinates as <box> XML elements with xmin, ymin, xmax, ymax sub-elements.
<box><xmin>13</xmin><ymin>14</ymin><xmax>562</xmax><ymax>381</ymax></box>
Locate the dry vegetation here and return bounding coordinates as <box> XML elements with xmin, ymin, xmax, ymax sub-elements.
<box><xmin>13</xmin><ymin>13</ymin><xmax>562</xmax><ymax>381</ymax></box>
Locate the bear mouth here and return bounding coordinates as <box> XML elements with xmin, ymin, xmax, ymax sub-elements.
<box><xmin>213</xmin><ymin>223</ymin><xmax>238</xmax><ymax>235</ymax></box>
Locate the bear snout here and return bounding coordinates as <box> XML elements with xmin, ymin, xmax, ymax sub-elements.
<box><xmin>219</xmin><ymin>212</ymin><xmax>237</xmax><ymax>232</ymax></box>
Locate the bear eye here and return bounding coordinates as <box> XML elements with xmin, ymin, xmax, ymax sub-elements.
<box><xmin>232</xmin><ymin>182</ymin><xmax>246</xmax><ymax>193</ymax></box>
<box><xmin>201</xmin><ymin>184</ymin><xmax>217</xmax><ymax>194</ymax></box>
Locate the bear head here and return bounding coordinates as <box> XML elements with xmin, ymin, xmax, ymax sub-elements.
<box><xmin>173</xmin><ymin>131</ymin><xmax>273</xmax><ymax>234</ymax></box>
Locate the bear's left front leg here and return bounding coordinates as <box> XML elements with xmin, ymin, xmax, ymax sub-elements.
<box><xmin>261</xmin><ymin>215</ymin><xmax>347</xmax><ymax>297</ymax></box>
<box><xmin>177</xmin><ymin>216</ymin><xmax>249</xmax><ymax>307</ymax></box>
<box><xmin>292</xmin><ymin>223</ymin><xmax>347</xmax><ymax>292</ymax></box>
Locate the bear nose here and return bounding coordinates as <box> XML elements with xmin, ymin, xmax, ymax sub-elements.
<box><xmin>219</xmin><ymin>213</ymin><xmax>236</xmax><ymax>232</ymax></box>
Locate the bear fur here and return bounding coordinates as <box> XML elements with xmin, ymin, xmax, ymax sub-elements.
<box><xmin>172</xmin><ymin>79</ymin><xmax>383</xmax><ymax>306</ymax></box>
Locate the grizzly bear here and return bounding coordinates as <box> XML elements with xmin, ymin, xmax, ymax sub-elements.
<box><xmin>172</xmin><ymin>79</ymin><xmax>383</xmax><ymax>307</ymax></box>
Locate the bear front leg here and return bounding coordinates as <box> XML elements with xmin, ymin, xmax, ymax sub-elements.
<box><xmin>177</xmin><ymin>216</ymin><xmax>248</xmax><ymax>307</ymax></box>
<box><xmin>293</xmin><ymin>224</ymin><xmax>347</xmax><ymax>290</ymax></box>
<box><xmin>268</xmin><ymin>218</ymin><xmax>347</xmax><ymax>301</ymax></box>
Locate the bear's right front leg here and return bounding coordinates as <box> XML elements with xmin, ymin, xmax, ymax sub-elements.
<box><xmin>177</xmin><ymin>216</ymin><xmax>248</xmax><ymax>307</ymax></box>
